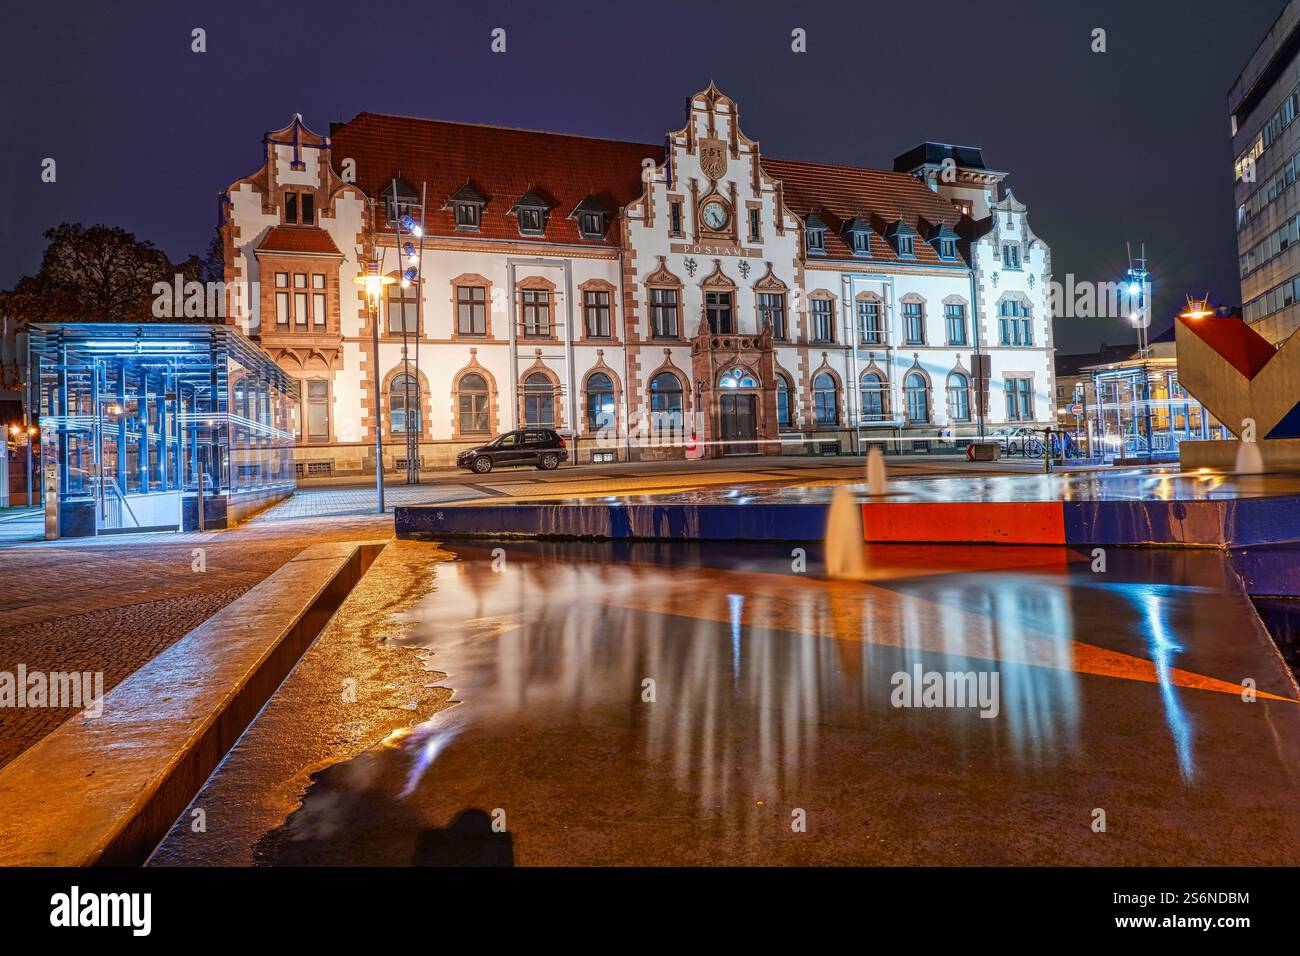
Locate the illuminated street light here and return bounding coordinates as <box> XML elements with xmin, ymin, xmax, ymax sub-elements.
<box><xmin>354</xmin><ymin>260</ymin><xmax>397</xmax><ymax>513</ymax></box>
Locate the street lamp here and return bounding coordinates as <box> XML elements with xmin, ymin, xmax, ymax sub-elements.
<box><xmin>353</xmin><ymin>259</ymin><xmax>396</xmax><ymax>513</ymax></box>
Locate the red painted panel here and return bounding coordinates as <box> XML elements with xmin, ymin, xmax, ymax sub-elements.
<box><xmin>860</xmin><ymin>502</ymin><xmax>1066</xmax><ymax>544</ymax></box>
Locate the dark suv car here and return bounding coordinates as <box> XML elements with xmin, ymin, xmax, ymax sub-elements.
<box><xmin>456</xmin><ymin>429</ymin><xmax>569</xmax><ymax>474</ymax></box>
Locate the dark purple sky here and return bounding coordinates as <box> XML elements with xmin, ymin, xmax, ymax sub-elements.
<box><xmin>0</xmin><ymin>0</ymin><xmax>1282</xmax><ymax>351</ymax></box>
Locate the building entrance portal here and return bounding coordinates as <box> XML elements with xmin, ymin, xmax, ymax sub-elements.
<box><xmin>719</xmin><ymin>392</ymin><xmax>758</xmax><ymax>455</ymax></box>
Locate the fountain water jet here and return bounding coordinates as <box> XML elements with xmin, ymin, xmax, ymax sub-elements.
<box><xmin>866</xmin><ymin>446</ymin><xmax>887</xmax><ymax>496</ymax></box>
<box><xmin>1235</xmin><ymin>439</ymin><xmax>1264</xmax><ymax>475</ymax></box>
<box><xmin>825</xmin><ymin>485</ymin><xmax>869</xmax><ymax>580</ymax></box>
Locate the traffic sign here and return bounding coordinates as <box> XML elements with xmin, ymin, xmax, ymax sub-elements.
<box><xmin>1069</xmin><ymin>403</ymin><xmax>1084</xmax><ymax>416</ymax></box>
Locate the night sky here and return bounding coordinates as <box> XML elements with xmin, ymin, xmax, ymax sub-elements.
<box><xmin>0</xmin><ymin>0</ymin><xmax>1284</xmax><ymax>352</ymax></box>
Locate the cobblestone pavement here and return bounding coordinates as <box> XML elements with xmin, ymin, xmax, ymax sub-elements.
<box><xmin>0</xmin><ymin>455</ymin><xmax>1035</xmax><ymax>768</ymax></box>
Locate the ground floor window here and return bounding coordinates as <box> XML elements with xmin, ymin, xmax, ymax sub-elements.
<box><xmin>813</xmin><ymin>372</ymin><xmax>838</xmax><ymax>426</ymax></box>
<box><xmin>947</xmin><ymin>371</ymin><xmax>971</xmax><ymax>422</ymax></box>
<box><xmin>904</xmin><ymin>372</ymin><xmax>929</xmax><ymax>424</ymax></box>
<box><xmin>649</xmin><ymin>371</ymin><xmax>683</xmax><ymax>439</ymax></box>
<box><xmin>776</xmin><ymin>374</ymin><xmax>793</xmax><ymax>427</ymax></box>
<box><xmin>524</xmin><ymin>373</ymin><xmax>555</xmax><ymax>426</ymax></box>
<box><xmin>389</xmin><ymin>373</ymin><xmax>421</xmax><ymax>434</ymax></box>
<box><xmin>458</xmin><ymin>373</ymin><xmax>490</xmax><ymax>433</ymax></box>
<box><xmin>861</xmin><ymin>372</ymin><xmax>886</xmax><ymax>422</ymax></box>
<box><xmin>587</xmin><ymin>372</ymin><xmax>615</xmax><ymax>429</ymax></box>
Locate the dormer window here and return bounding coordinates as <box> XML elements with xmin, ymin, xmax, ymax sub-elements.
<box><xmin>519</xmin><ymin>208</ymin><xmax>543</xmax><ymax>234</ymax></box>
<box><xmin>804</xmin><ymin>211</ymin><xmax>828</xmax><ymax>254</ymax></box>
<box><xmin>885</xmin><ymin>219</ymin><xmax>918</xmax><ymax>258</ymax></box>
<box><xmin>569</xmin><ymin>196</ymin><xmax>611</xmax><ymax>240</ymax></box>
<box><xmin>842</xmin><ymin>216</ymin><xmax>872</xmax><ymax>257</ymax></box>
<box><xmin>1002</xmin><ymin>242</ymin><xmax>1022</xmax><ymax>270</ymax></box>
<box><xmin>926</xmin><ymin>223</ymin><xmax>959</xmax><ymax>261</ymax></box>
<box><xmin>456</xmin><ymin>202</ymin><xmax>480</xmax><ymax>230</ymax></box>
<box><xmin>380</xmin><ymin>178</ymin><xmax>420</xmax><ymax>227</ymax></box>
<box><xmin>443</xmin><ymin>182</ymin><xmax>489</xmax><ymax>234</ymax></box>
<box><xmin>509</xmin><ymin>189</ymin><xmax>552</xmax><ymax>238</ymax></box>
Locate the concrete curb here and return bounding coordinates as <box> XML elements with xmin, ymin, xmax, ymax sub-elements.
<box><xmin>0</xmin><ymin>538</ymin><xmax>387</xmax><ymax>866</ymax></box>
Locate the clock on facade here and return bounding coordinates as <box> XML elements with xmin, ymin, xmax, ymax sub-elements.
<box><xmin>700</xmin><ymin>199</ymin><xmax>729</xmax><ymax>231</ymax></box>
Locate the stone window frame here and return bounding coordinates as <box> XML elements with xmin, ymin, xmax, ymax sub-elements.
<box><xmin>810</xmin><ymin>363</ymin><xmax>843</xmax><ymax>428</ymax></box>
<box><xmin>942</xmin><ymin>294</ymin><xmax>970</xmax><ymax>347</ymax></box>
<box><xmin>518</xmin><ymin>359</ymin><xmax>565</xmax><ymax>430</ymax></box>
<box><xmin>902</xmin><ymin>363</ymin><xmax>934</xmax><ymax>425</ymax></box>
<box><xmin>859</xmin><ymin>363</ymin><xmax>890</xmax><ymax>423</ymax></box>
<box><xmin>301</xmin><ymin>375</ymin><xmax>333</xmax><ymax>445</ymax></box>
<box><xmin>517</xmin><ymin>275</ymin><xmax>559</xmax><ymax>342</ymax></box>
<box><xmin>578</xmin><ymin>278</ymin><xmax>619</xmax><ymax>343</ymax></box>
<box><xmin>450</xmin><ymin>356</ymin><xmax>499</xmax><ymax>441</ymax></box>
<box><xmin>856</xmin><ymin>291</ymin><xmax>885</xmax><ymax>346</ymax></box>
<box><xmin>381</xmin><ymin>363</ymin><xmax>433</xmax><ymax>442</ymax></box>
<box><xmin>450</xmin><ymin>273</ymin><xmax>494</xmax><ymax>339</ymax></box>
<box><xmin>807</xmin><ymin>290</ymin><xmax>837</xmax><ymax>345</ymax></box>
<box><xmin>945</xmin><ymin>365</ymin><xmax>973</xmax><ymax>423</ymax></box>
<box><xmin>581</xmin><ymin>361</ymin><xmax>623</xmax><ymax>436</ymax></box>
<box><xmin>899</xmin><ymin>293</ymin><xmax>928</xmax><ymax>346</ymax></box>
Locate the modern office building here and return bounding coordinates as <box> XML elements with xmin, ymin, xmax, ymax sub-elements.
<box><xmin>218</xmin><ymin>84</ymin><xmax>1054</xmax><ymax>475</ymax></box>
<box><xmin>1232</xmin><ymin>0</ymin><xmax>1300</xmax><ymax>343</ymax></box>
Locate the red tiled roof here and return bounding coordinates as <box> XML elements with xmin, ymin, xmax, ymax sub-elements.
<box><xmin>328</xmin><ymin>113</ymin><xmax>664</xmax><ymax>245</ymax></box>
<box><xmin>761</xmin><ymin>157</ymin><xmax>967</xmax><ymax>265</ymax></box>
<box><xmin>256</xmin><ymin>226</ymin><xmax>342</xmax><ymax>256</ymax></box>
<box><xmin>326</xmin><ymin>113</ymin><xmax>970</xmax><ymax>261</ymax></box>
<box><xmin>1179</xmin><ymin>315</ymin><xmax>1277</xmax><ymax>379</ymax></box>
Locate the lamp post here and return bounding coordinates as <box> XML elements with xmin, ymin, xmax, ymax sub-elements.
<box><xmin>354</xmin><ymin>257</ymin><xmax>396</xmax><ymax>513</ymax></box>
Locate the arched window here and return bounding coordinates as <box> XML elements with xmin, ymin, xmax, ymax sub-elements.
<box><xmin>776</xmin><ymin>374</ymin><xmax>793</xmax><ymax>428</ymax></box>
<box><xmin>586</xmin><ymin>372</ymin><xmax>616</xmax><ymax>430</ymax></box>
<box><xmin>524</xmin><ymin>372</ymin><xmax>554</xmax><ymax>427</ymax></box>
<box><xmin>649</xmin><ymin>371</ymin><xmax>683</xmax><ymax>439</ymax></box>
<box><xmin>904</xmin><ymin>371</ymin><xmax>930</xmax><ymax>424</ymax></box>
<box><xmin>389</xmin><ymin>373</ymin><xmax>421</xmax><ymax>435</ymax></box>
<box><xmin>719</xmin><ymin>367</ymin><xmax>757</xmax><ymax>389</ymax></box>
<box><xmin>946</xmin><ymin>371</ymin><xmax>971</xmax><ymax>423</ymax></box>
<box><xmin>813</xmin><ymin>372</ymin><xmax>838</xmax><ymax>426</ymax></box>
<box><xmin>457</xmin><ymin>373</ymin><xmax>489</xmax><ymax>434</ymax></box>
<box><xmin>860</xmin><ymin>371</ymin><xmax>886</xmax><ymax>422</ymax></box>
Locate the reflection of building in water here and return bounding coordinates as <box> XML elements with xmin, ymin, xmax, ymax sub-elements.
<box><xmin>400</xmin><ymin>557</ymin><xmax>1083</xmax><ymax>818</ymax></box>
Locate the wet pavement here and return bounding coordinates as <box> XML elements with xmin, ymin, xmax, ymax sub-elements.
<box><xmin>149</xmin><ymin>537</ymin><xmax>1300</xmax><ymax>866</ymax></box>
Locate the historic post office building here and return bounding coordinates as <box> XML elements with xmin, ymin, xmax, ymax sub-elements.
<box><xmin>219</xmin><ymin>84</ymin><xmax>1054</xmax><ymax>475</ymax></box>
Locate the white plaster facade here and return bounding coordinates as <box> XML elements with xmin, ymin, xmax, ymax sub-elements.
<box><xmin>220</xmin><ymin>87</ymin><xmax>1054</xmax><ymax>476</ymax></box>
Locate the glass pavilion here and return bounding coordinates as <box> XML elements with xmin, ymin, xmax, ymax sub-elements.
<box><xmin>28</xmin><ymin>323</ymin><xmax>297</xmax><ymax>536</ymax></box>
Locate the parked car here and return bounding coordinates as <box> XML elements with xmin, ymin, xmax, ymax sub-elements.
<box><xmin>456</xmin><ymin>429</ymin><xmax>568</xmax><ymax>474</ymax></box>
<box><xmin>988</xmin><ymin>426</ymin><xmax>1037</xmax><ymax>456</ymax></box>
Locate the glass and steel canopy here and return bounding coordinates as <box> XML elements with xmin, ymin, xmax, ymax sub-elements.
<box><xmin>28</xmin><ymin>323</ymin><xmax>297</xmax><ymax>534</ymax></box>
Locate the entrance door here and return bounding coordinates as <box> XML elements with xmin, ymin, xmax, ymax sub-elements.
<box><xmin>719</xmin><ymin>393</ymin><xmax>758</xmax><ymax>455</ymax></box>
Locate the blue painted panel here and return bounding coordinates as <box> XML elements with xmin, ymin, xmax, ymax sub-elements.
<box><xmin>1228</xmin><ymin>545</ymin><xmax>1300</xmax><ymax>596</ymax></box>
<box><xmin>1063</xmin><ymin>500</ymin><xmax>1227</xmax><ymax>546</ymax></box>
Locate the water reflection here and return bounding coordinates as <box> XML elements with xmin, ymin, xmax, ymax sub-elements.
<box><xmin>387</xmin><ymin>551</ymin><xmax>1087</xmax><ymax>813</ymax></box>
<box><xmin>245</xmin><ymin>542</ymin><xmax>1300</xmax><ymax>865</ymax></box>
